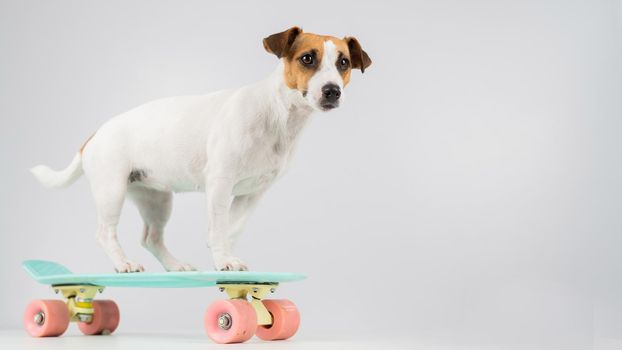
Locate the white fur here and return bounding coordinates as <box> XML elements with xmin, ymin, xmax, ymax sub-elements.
<box><xmin>31</xmin><ymin>42</ymin><xmax>345</xmax><ymax>272</ymax></box>
<box><xmin>31</xmin><ymin>153</ymin><xmax>83</xmax><ymax>188</ymax></box>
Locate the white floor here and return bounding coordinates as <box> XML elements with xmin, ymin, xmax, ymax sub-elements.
<box><xmin>3</xmin><ymin>330</ymin><xmax>622</xmax><ymax>350</ymax></box>
<box><xmin>0</xmin><ymin>330</ymin><xmax>416</xmax><ymax>350</ymax></box>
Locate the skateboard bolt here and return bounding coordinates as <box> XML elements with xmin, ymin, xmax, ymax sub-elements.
<box><xmin>219</xmin><ymin>287</ymin><xmax>225</xmax><ymax>292</ymax></box>
<box><xmin>218</xmin><ymin>313</ymin><xmax>232</xmax><ymax>330</ymax></box>
<box><xmin>78</xmin><ymin>314</ymin><xmax>93</xmax><ymax>323</ymax></box>
<box><xmin>270</xmin><ymin>288</ymin><xmax>275</xmax><ymax>293</ymax></box>
<box><xmin>252</xmin><ymin>288</ymin><xmax>258</xmax><ymax>293</ymax></box>
<box><xmin>34</xmin><ymin>312</ymin><xmax>45</xmax><ymax>326</ymax></box>
<box><xmin>79</xmin><ymin>288</ymin><xmax>85</xmax><ymax>293</ymax></box>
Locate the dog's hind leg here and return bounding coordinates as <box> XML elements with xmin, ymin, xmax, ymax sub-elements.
<box><xmin>128</xmin><ymin>186</ymin><xmax>196</xmax><ymax>272</ymax></box>
<box><xmin>89</xmin><ymin>175</ymin><xmax>144</xmax><ymax>273</ymax></box>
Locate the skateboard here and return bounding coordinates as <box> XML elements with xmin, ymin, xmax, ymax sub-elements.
<box><xmin>22</xmin><ymin>259</ymin><xmax>305</xmax><ymax>344</ymax></box>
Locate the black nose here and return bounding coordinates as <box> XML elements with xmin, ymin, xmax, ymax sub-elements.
<box><xmin>322</xmin><ymin>84</ymin><xmax>341</xmax><ymax>103</ymax></box>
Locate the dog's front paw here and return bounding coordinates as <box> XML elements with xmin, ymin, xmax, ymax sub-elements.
<box><xmin>114</xmin><ymin>260</ymin><xmax>145</xmax><ymax>273</ymax></box>
<box><xmin>214</xmin><ymin>255</ymin><xmax>248</xmax><ymax>271</ymax></box>
<box><xmin>164</xmin><ymin>261</ymin><xmax>197</xmax><ymax>272</ymax></box>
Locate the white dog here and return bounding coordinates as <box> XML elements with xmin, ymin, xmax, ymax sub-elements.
<box><xmin>31</xmin><ymin>27</ymin><xmax>371</xmax><ymax>272</ymax></box>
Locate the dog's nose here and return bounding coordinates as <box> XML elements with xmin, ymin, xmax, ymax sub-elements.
<box><xmin>322</xmin><ymin>84</ymin><xmax>341</xmax><ymax>103</ymax></box>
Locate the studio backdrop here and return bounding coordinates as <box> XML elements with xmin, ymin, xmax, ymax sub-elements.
<box><xmin>1</xmin><ymin>1</ymin><xmax>621</xmax><ymax>349</ymax></box>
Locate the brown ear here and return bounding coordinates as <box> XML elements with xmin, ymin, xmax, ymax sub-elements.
<box><xmin>345</xmin><ymin>37</ymin><xmax>372</xmax><ymax>73</ymax></box>
<box><xmin>263</xmin><ymin>27</ymin><xmax>302</xmax><ymax>58</ymax></box>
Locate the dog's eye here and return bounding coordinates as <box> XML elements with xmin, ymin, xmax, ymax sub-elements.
<box><xmin>338</xmin><ymin>57</ymin><xmax>350</xmax><ymax>71</ymax></box>
<box><xmin>300</xmin><ymin>54</ymin><xmax>314</xmax><ymax>65</ymax></box>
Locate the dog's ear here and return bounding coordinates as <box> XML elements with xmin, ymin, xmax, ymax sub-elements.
<box><xmin>263</xmin><ymin>27</ymin><xmax>302</xmax><ymax>59</ymax></box>
<box><xmin>345</xmin><ymin>37</ymin><xmax>372</xmax><ymax>73</ymax></box>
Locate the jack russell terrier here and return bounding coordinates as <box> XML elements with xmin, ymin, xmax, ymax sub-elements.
<box><xmin>31</xmin><ymin>27</ymin><xmax>372</xmax><ymax>272</ymax></box>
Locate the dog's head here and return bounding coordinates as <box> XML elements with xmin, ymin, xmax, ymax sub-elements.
<box><xmin>263</xmin><ymin>27</ymin><xmax>372</xmax><ymax>112</ymax></box>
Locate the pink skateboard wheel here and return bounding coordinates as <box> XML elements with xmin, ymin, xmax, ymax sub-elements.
<box><xmin>24</xmin><ymin>300</ymin><xmax>70</xmax><ymax>337</ymax></box>
<box><xmin>255</xmin><ymin>299</ymin><xmax>300</xmax><ymax>341</ymax></box>
<box><xmin>204</xmin><ymin>299</ymin><xmax>257</xmax><ymax>344</ymax></box>
<box><xmin>78</xmin><ymin>300</ymin><xmax>120</xmax><ymax>335</ymax></box>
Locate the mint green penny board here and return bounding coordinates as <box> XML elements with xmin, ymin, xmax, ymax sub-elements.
<box><xmin>23</xmin><ymin>260</ymin><xmax>306</xmax><ymax>288</ymax></box>
<box><xmin>23</xmin><ymin>260</ymin><xmax>306</xmax><ymax>343</ymax></box>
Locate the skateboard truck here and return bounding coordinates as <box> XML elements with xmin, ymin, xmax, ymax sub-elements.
<box><xmin>46</xmin><ymin>282</ymin><xmax>280</xmax><ymax>328</ymax></box>
<box><xmin>216</xmin><ymin>283</ymin><xmax>277</xmax><ymax>326</ymax></box>
<box><xmin>52</xmin><ymin>285</ymin><xmax>103</xmax><ymax>323</ymax></box>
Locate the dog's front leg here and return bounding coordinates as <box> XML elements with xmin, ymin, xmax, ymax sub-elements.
<box><xmin>228</xmin><ymin>191</ymin><xmax>265</xmax><ymax>249</ymax></box>
<box><xmin>206</xmin><ymin>175</ymin><xmax>248</xmax><ymax>271</ymax></box>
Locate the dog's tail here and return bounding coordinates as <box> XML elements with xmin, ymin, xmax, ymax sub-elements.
<box><xmin>30</xmin><ymin>153</ymin><xmax>83</xmax><ymax>189</ymax></box>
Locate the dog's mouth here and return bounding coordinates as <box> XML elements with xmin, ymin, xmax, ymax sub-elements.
<box><xmin>319</xmin><ymin>101</ymin><xmax>339</xmax><ymax>111</ymax></box>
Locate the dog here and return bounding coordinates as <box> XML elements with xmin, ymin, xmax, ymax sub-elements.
<box><xmin>31</xmin><ymin>27</ymin><xmax>372</xmax><ymax>272</ymax></box>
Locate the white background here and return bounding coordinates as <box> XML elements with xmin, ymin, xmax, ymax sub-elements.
<box><xmin>1</xmin><ymin>1</ymin><xmax>621</xmax><ymax>349</ymax></box>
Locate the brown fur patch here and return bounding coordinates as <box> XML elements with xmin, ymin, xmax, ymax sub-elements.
<box><xmin>283</xmin><ymin>33</ymin><xmax>324</xmax><ymax>92</ymax></box>
<box><xmin>80</xmin><ymin>132</ymin><xmax>95</xmax><ymax>154</ymax></box>
<box><xmin>331</xmin><ymin>39</ymin><xmax>352</xmax><ymax>86</ymax></box>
